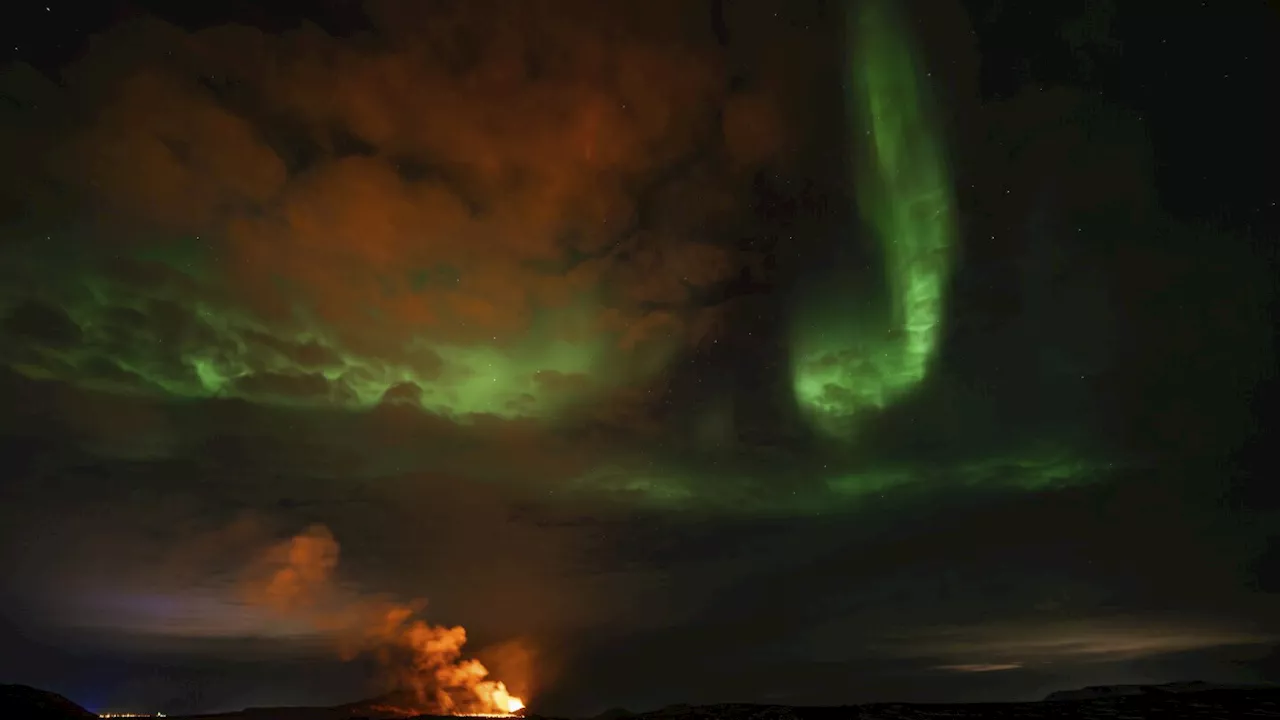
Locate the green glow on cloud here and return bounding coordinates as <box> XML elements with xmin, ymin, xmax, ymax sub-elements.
<box><xmin>565</xmin><ymin>448</ymin><xmax>1110</xmax><ymax>515</ymax></box>
<box><xmin>825</xmin><ymin>452</ymin><xmax>1108</xmax><ymax>498</ymax></box>
<box><xmin>3</xmin><ymin>263</ymin><xmax>619</xmax><ymax>421</ymax></box>
<box><xmin>790</xmin><ymin>0</ymin><xmax>958</xmax><ymax>437</ymax></box>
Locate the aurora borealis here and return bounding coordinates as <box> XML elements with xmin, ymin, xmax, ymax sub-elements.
<box><xmin>790</xmin><ymin>0</ymin><xmax>956</xmax><ymax>437</ymax></box>
<box><xmin>0</xmin><ymin>0</ymin><xmax>1276</xmax><ymax>716</ymax></box>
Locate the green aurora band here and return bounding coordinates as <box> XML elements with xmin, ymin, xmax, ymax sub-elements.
<box><xmin>790</xmin><ymin>0</ymin><xmax>957</xmax><ymax>438</ymax></box>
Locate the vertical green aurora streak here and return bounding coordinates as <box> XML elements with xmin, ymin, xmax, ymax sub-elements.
<box><xmin>790</xmin><ymin>0</ymin><xmax>958</xmax><ymax>438</ymax></box>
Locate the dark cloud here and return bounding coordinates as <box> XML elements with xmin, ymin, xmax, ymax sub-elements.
<box><xmin>2</xmin><ymin>299</ymin><xmax>82</xmax><ymax>349</ymax></box>
<box><xmin>232</xmin><ymin>371</ymin><xmax>350</xmax><ymax>404</ymax></box>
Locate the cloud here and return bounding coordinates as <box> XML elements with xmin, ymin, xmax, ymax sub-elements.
<box><xmin>0</xmin><ymin>2</ymin><xmax>792</xmax><ymax>424</ymax></box>
<box><xmin>1</xmin><ymin>300</ymin><xmax>82</xmax><ymax>349</ymax></box>
<box><xmin>893</xmin><ymin>618</ymin><xmax>1276</xmax><ymax>667</ymax></box>
<box><xmin>936</xmin><ymin>663</ymin><xmax>1022</xmax><ymax>673</ymax></box>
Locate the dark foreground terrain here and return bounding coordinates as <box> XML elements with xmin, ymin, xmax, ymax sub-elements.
<box><xmin>586</xmin><ymin>686</ymin><xmax>1280</xmax><ymax>719</ymax></box>
<box><xmin>0</xmin><ymin>684</ymin><xmax>96</xmax><ymax>719</ymax></box>
<box><xmin>4</xmin><ymin>682</ymin><xmax>1278</xmax><ymax>719</ymax></box>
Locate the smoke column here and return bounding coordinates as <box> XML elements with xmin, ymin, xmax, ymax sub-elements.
<box><xmin>244</xmin><ymin>525</ymin><xmax>525</xmax><ymax>716</ymax></box>
<box><xmin>789</xmin><ymin>0</ymin><xmax>958</xmax><ymax>438</ymax></box>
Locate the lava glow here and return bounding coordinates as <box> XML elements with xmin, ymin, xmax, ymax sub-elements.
<box><xmin>249</xmin><ymin>526</ymin><xmax>528</xmax><ymax>717</ymax></box>
<box><xmin>457</xmin><ymin>676</ymin><xmax>524</xmax><ymax>717</ymax></box>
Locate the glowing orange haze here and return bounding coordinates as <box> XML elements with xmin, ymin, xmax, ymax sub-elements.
<box><xmin>245</xmin><ymin>525</ymin><xmax>526</xmax><ymax>716</ymax></box>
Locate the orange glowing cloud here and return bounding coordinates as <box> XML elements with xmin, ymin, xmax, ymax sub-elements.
<box><xmin>0</xmin><ymin>2</ymin><xmax>801</xmax><ymax>420</ymax></box>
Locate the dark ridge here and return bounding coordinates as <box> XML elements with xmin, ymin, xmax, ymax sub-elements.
<box><xmin>0</xmin><ymin>684</ymin><xmax>96</xmax><ymax>720</ymax></box>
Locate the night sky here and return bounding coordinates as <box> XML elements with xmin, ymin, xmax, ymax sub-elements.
<box><xmin>1</xmin><ymin>0</ymin><xmax>1276</xmax><ymax>716</ymax></box>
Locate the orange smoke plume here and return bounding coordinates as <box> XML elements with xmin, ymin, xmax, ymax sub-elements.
<box><xmin>244</xmin><ymin>525</ymin><xmax>525</xmax><ymax>716</ymax></box>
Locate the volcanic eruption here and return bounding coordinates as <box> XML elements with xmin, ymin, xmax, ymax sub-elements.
<box><xmin>246</xmin><ymin>525</ymin><xmax>526</xmax><ymax>717</ymax></box>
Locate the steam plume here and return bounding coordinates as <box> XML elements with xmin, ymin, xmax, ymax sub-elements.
<box><xmin>244</xmin><ymin>525</ymin><xmax>525</xmax><ymax>716</ymax></box>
